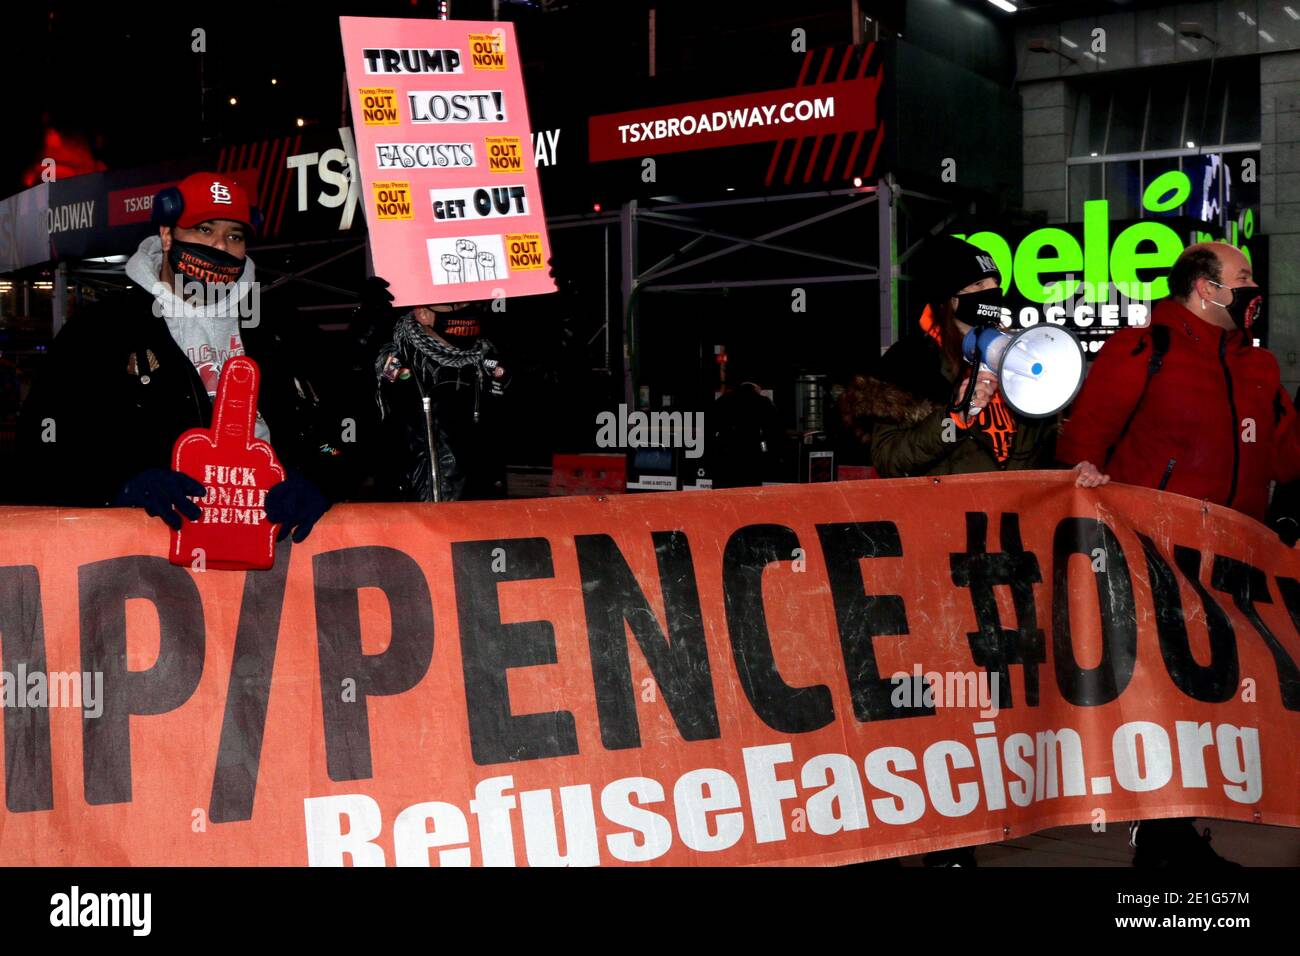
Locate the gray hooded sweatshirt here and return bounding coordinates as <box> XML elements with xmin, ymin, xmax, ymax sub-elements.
<box><xmin>124</xmin><ymin>235</ymin><xmax>271</xmax><ymax>443</ymax></box>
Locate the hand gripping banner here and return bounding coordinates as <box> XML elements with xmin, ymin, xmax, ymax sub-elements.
<box><xmin>0</xmin><ymin>472</ymin><xmax>1295</xmax><ymax>865</ymax></box>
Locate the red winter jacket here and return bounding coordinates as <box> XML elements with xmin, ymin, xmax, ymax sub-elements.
<box><xmin>1057</xmin><ymin>298</ymin><xmax>1300</xmax><ymax>522</ymax></box>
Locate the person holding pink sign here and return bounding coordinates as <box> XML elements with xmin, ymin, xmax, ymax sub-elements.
<box><xmin>360</xmin><ymin>278</ymin><xmax>511</xmax><ymax>503</ymax></box>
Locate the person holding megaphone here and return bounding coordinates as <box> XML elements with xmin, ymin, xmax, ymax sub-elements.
<box><xmin>841</xmin><ymin>235</ymin><xmax>1068</xmax><ymax>866</ymax></box>
<box><xmin>842</xmin><ymin>235</ymin><xmax>1061</xmax><ymax>484</ymax></box>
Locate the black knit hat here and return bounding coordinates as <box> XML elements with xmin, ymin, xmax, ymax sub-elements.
<box><xmin>914</xmin><ymin>236</ymin><xmax>1002</xmax><ymax>310</ymax></box>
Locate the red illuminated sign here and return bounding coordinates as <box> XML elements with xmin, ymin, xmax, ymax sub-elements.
<box><xmin>107</xmin><ymin>181</ymin><xmax>174</xmax><ymax>227</ymax></box>
<box><xmin>588</xmin><ymin>78</ymin><xmax>881</xmax><ymax>162</ymax></box>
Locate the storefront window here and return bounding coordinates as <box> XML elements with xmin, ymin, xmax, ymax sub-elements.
<box><xmin>1069</xmin><ymin>163</ymin><xmax>1103</xmax><ymax>221</ymax></box>
<box><xmin>1106</xmin><ymin>161</ymin><xmax>1142</xmax><ymax>220</ymax></box>
<box><xmin>1106</xmin><ymin>88</ymin><xmax>1145</xmax><ymax>153</ymax></box>
<box><xmin>1069</xmin><ymin>59</ymin><xmax>1260</xmax><ymax>156</ymax></box>
<box><xmin>0</xmin><ymin>280</ymin><xmax>15</xmax><ymax>325</ymax></box>
<box><xmin>1064</xmin><ymin>59</ymin><xmax>1260</xmax><ymax>227</ymax></box>
<box><xmin>1185</xmin><ymin>63</ymin><xmax>1235</xmax><ymax>148</ymax></box>
<box><xmin>1224</xmin><ymin>64</ymin><xmax>1262</xmax><ymax>143</ymax></box>
<box><xmin>1070</xmin><ymin>87</ymin><xmax>1109</xmax><ymax>157</ymax></box>
<box><xmin>1145</xmin><ymin>80</ymin><xmax>1186</xmax><ymax>150</ymax></box>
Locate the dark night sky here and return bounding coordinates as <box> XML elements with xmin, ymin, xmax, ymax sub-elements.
<box><xmin>0</xmin><ymin>0</ymin><xmax>1131</xmax><ymax>199</ymax></box>
<box><xmin>0</xmin><ymin>0</ymin><xmax>879</xmax><ymax>198</ymax></box>
<box><xmin>0</xmin><ymin>0</ymin><xmax>561</xmax><ymax>195</ymax></box>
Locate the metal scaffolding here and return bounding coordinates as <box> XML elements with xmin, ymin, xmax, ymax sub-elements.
<box><xmin>547</xmin><ymin>176</ymin><xmax>961</xmax><ymax>408</ymax></box>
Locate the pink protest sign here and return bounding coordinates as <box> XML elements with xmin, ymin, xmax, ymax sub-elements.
<box><xmin>340</xmin><ymin>17</ymin><xmax>556</xmax><ymax>307</ymax></box>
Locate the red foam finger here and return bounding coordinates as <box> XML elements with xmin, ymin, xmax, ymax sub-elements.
<box><xmin>212</xmin><ymin>356</ymin><xmax>261</xmax><ymax>449</ymax></box>
<box><xmin>170</xmin><ymin>355</ymin><xmax>285</xmax><ymax>571</ymax></box>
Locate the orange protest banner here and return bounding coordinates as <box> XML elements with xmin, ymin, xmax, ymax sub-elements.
<box><xmin>0</xmin><ymin>472</ymin><xmax>1296</xmax><ymax>866</ymax></box>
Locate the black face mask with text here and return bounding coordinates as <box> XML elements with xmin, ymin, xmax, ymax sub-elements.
<box><xmin>430</xmin><ymin>301</ymin><xmax>484</xmax><ymax>341</ymax></box>
<box><xmin>167</xmin><ymin>238</ymin><xmax>245</xmax><ymax>288</ymax></box>
<box><xmin>1208</xmin><ymin>280</ymin><xmax>1265</xmax><ymax>336</ymax></box>
<box><xmin>954</xmin><ymin>286</ymin><xmax>1006</xmax><ymax>329</ymax></box>
<box><xmin>433</xmin><ymin>311</ymin><xmax>482</xmax><ymax>341</ymax></box>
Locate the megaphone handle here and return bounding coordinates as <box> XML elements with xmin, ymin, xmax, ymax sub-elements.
<box><xmin>966</xmin><ymin>362</ymin><xmax>992</xmax><ymax>417</ymax></box>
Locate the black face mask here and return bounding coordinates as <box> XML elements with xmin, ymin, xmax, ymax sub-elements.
<box><xmin>954</xmin><ymin>287</ymin><xmax>1006</xmax><ymax>328</ymax></box>
<box><xmin>1208</xmin><ymin>280</ymin><xmax>1264</xmax><ymax>335</ymax></box>
<box><xmin>432</xmin><ymin>303</ymin><xmax>483</xmax><ymax>341</ymax></box>
<box><xmin>167</xmin><ymin>238</ymin><xmax>245</xmax><ymax>288</ymax></box>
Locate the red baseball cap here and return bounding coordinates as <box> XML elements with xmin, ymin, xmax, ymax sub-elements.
<box><xmin>174</xmin><ymin>172</ymin><xmax>255</xmax><ymax>229</ymax></box>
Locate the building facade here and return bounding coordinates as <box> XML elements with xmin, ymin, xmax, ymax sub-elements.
<box><xmin>1016</xmin><ymin>1</ymin><xmax>1286</xmax><ymax>384</ymax></box>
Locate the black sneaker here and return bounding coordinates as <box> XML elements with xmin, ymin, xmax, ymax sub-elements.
<box><xmin>1131</xmin><ymin>818</ymin><xmax>1242</xmax><ymax>869</ymax></box>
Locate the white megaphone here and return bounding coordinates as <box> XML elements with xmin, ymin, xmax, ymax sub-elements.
<box><xmin>961</xmin><ymin>325</ymin><xmax>1085</xmax><ymax>418</ymax></box>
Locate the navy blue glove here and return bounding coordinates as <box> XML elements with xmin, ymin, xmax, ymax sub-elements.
<box><xmin>265</xmin><ymin>468</ymin><xmax>331</xmax><ymax>543</ymax></box>
<box><xmin>115</xmin><ymin>468</ymin><xmax>204</xmax><ymax>531</ymax></box>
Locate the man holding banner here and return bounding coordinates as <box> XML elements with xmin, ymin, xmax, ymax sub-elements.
<box><xmin>1060</xmin><ymin>242</ymin><xmax>1288</xmax><ymax>521</ymax></box>
<box><xmin>15</xmin><ymin>174</ymin><xmax>340</xmax><ymax>541</ymax></box>
<box><xmin>1059</xmin><ymin>240</ymin><xmax>1292</xmax><ymax>866</ymax></box>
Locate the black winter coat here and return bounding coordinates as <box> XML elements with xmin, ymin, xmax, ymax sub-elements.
<box><xmin>14</xmin><ymin>288</ymin><xmax>349</xmax><ymax>507</ymax></box>
<box><xmin>840</xmin><ymin>333</ymin><xmax>1058</xmax><ymax>477</ymax></box>
<box><xmin>375</xmin><ymin>341</ymin><xmax>508</xmax><ymax>502</ymax></box>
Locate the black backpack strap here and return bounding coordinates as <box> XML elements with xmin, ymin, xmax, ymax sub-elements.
<box><xmin>1102</xmin><ymin>325</ymin><xmax>1170</xmax><ymax>470</ymax></box>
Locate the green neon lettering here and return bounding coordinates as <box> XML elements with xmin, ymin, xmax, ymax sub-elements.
<box><xmin>1111</xmin><ymin>221</ymin><xmax>1182</xmax><ymax>300</ymax></box>
<box><xmin>1083</xmin><ymin>199</ymin><xmax>1110</xmax><ymax>302</ymax></box>
<box><xmin>1012</xmin><ymin>228</ymin><xmax>1082</xmax><ymax>304</ymax></box>
<box><xmin>1143</xmin><ymin>170</ymin><xmax>1191</xmax><ymax>213</ymax></box>
<box><xmin>947</xmin><ymin>170</ymin><xmax>1210</xmax><ymax>305</ymax></box>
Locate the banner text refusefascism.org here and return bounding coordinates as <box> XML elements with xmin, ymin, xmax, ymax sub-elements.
<box><xmin>304</xmin><ymin>719</ymin><xmax>1260</xmax><ymax>866</ymax></box>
